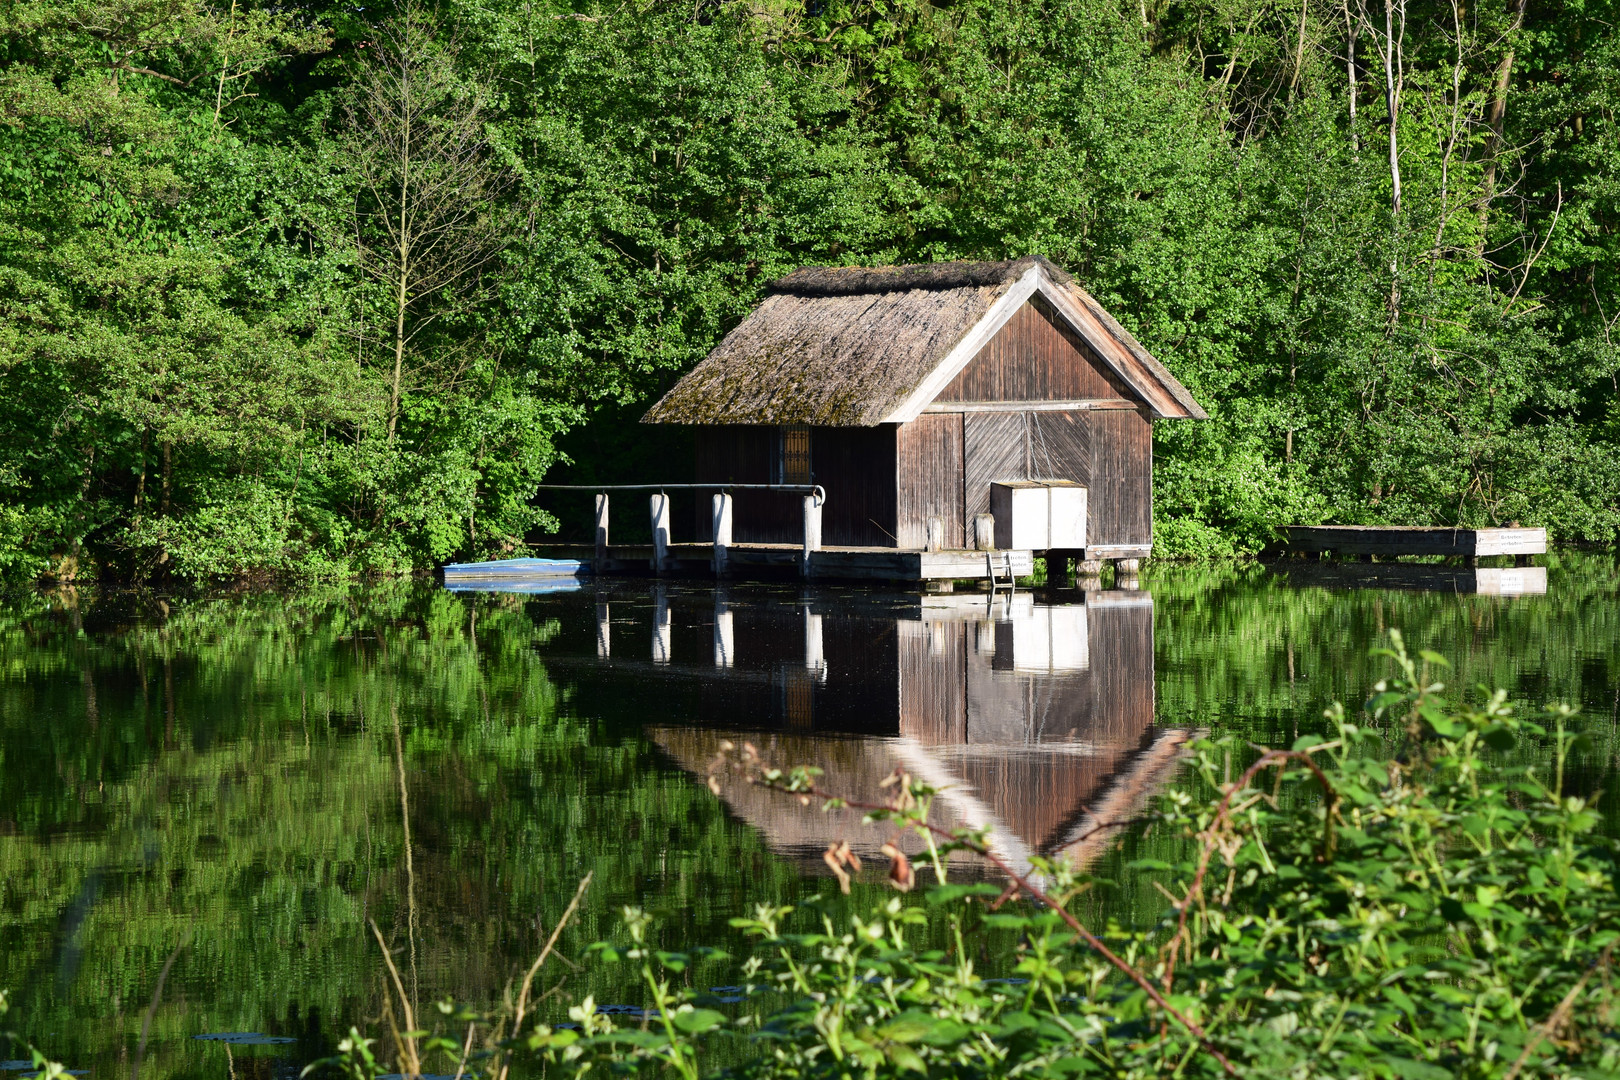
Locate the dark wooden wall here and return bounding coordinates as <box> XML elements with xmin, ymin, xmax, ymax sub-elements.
<box><xmin>694</xmin><ymin>424</ymin><xmax>898</xmax><ymax>546</ymax></box>
<box><xmin>935</xmin><ymin>296</ymin><xmax>1135</xmax><ymax>403</ymax></box>
<box><xmin>951</xmin><ymin>407</ymin><xmax>1151</xmax><ymax>549</ymax></box>
<box><xmin>926</xmin><ymin>297</ymin><xmax>1155</xmax><ymax>551</ymax></box>
<box><xmin>814</xmin><ymin>426</ymin><xmax>899</xmax><ymax>547</ymax></box>
<box><xmin>895</xmin><ymin>413</ymin><xmax>965</xmax><ymax>549</ymax></box>
<box><xmin>1085</xmin><ymin>409</ymin><xmax>1152</xmax><ymax>548</ymax></box>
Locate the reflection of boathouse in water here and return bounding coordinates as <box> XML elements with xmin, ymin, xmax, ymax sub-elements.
<box><xmin>579</xmin><ymin>587</ymin><xmax>1191</xmax><ymax>878</ymax></box>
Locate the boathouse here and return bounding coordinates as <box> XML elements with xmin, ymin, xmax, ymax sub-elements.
<box><xmin>643</xmin><ymin>255</ymin><xmax>1205</xmax><ymax>568</ymax></box>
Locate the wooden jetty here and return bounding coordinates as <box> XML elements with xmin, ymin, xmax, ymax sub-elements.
<box><xmin>1284</xmin><ymin>525</ymin><xmax>1545</xmax><ymax>565</ymax></box>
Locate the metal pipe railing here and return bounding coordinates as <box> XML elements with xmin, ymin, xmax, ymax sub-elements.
<box><xmin>543</xmin><ymin>483</ymin><xmax>827</xmax><ymax>578</ymax></box>
<box><xmin>537</xmin><ymin>482</ymin><xmax>825</xmax><ymax>506</ymax></box>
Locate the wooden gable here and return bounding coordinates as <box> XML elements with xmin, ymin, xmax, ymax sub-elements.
<box><xmin>932</xmin><ymin>296</ymin><xmax>1139</xmax><ymax>406</ymax></box>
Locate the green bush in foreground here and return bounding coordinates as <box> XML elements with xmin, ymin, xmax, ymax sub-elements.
<box><xmin>11</xmin><ymin>634</ymin><xmax>1620</xmax><ymax>1078</ymax></box>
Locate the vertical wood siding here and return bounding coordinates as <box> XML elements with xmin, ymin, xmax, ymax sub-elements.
<box><xmin>897</xmin><ymin>619</ymin><xmax>968</xmax><ymax>742</ymax></box>
<box><xmin>1086</xmin><ymin>409</ymin><xmax>1153</xmax><ymax>546</ymax></box>
<box><xmin>813</xmin><ymin>426</ymin><xmax>899</xmax><ymax>547</ymax></box>
<box><xmin>1087</xmin><ymin>598</ymin><xmax>1156</xmax><ymax>746</ymax></box>
<box><xmin>935</xmin><ymin>297</ymin><xmax>1135</xmax><ymax>402</ymax></box>
<box><xmin>895</xmin><ymin>413</ymin><xmax>965</xmax><ymax>548</ymax></box>
<box><xmin>695</xmin><ymin>425</ymin><xmax>900</xmax><ymax>546</ymax></box>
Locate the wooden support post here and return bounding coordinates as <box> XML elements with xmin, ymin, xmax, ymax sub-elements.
<box><xmin>595</xmin><ymin>601</ymin><xmax>610</xmax><ymax>659</ymax></box>
<box><xmin>804</xmin><ymin>608</ymin><xmax>824</xmax><ymax>676</ymax></box>
<box><xmin>652</xmin><ymin>586</ymin><xmax>670</xmax><ymax>664</ymax></box>
<box><xmin>801</xmin><ymin>495</ymin><xmax>822</xmax><ymax>578</ymax></box>
<box><xmin>1115</xmin><ymin>558</ymin><xmax>1141</xmax><ymax>574</ymax></box>
<box><xmin>1076</xmin><ymin>559</ymin><xmax>1103</xmax><ymax>577</ymax></box>
<box><xmin>974</xmin><ymin>513</ymin><xmax>995</xmax><ymax>551</ymax></box>
<box><xmin>594</xmin><ymin>493</ymin><xmax>609</xmax><ymax>571</ymax></box>
<box><xmin>650</xmin><ymin>493</ymin><xmax>670</xmax><ymax>574</ymax></box>
<box><xmin>926</xmin><ymin>517</ymin><xmax>944</xmax><ymax>553</ymax></box>
<box><xmin>713</xmin><ymin>601</ymin><xmax>734</xmax><ymax>669</ymax></box>
<box><xmin>712</xmin><ymin>493</ymin><xmax>733</xmax><ymax>577</ymax></box>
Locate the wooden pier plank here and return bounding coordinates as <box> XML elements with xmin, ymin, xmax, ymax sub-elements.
<box><xmin>1284</xmin><ymin>525</ymin><xmax>1546</xmax><ymax>557</ymax></box>
<box><xmin>457</xmin><ymin>543</ymin><xmax>1039</xmax><ymax>583</ymax></box>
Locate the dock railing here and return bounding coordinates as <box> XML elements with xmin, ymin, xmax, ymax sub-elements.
<box><xmin>536</xmin><ymin>483</ymin><xmax>827</xmax><ymax>575</ymax></box>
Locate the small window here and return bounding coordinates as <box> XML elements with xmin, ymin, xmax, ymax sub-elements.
<box><xmin>778</xmin><ymin>425</ymin><xmax>812</xmax><ymax>485</ymax></box>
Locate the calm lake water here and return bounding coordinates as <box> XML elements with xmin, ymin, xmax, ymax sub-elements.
<box><xmin>2</xmin><ymin>555</ymin><xmax>1617</xmax><ymax>1080</ymax></box>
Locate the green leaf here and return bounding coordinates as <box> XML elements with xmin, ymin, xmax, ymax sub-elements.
<box><xmin>887</xmin><ymin>1044</ymin><xmax>926</xmax><ymax>1073</ymax></box>
<box><xmin>671</xmin><ymin>1008</ymin><xmax>726</xmax><ymax>1034</ymax></box>
<box><xmin>1380</xmin><ymin>1055</ymin><xmax>1453</xmax><ymax>1080</ymax></box>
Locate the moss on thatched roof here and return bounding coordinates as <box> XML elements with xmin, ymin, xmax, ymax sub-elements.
<box><xmin>769</xmin><ymin>255</ymin><xmax>1063</xmax><ymax>298</ymax></box>
<box><xmin>644</xmin><ymin>256</ymin><xmax>1204</xmax><ymax>426</ymax></box>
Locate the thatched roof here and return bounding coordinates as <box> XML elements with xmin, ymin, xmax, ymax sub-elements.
<box><xmin>643</xmin><ymin>255</ymin><xmax>1206</xmax><ymax>426</ymax></box>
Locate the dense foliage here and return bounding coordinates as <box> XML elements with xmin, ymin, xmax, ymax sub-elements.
<box><xmin>0</xmin><ymin>0</ymin><xmax>1615</xmax><ymax>579</ymax></box>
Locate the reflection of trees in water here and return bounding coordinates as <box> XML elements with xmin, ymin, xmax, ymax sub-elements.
<box><xmin>0</xmin><ymin>585</ymin><xmax>802</xmax><ymax>1080</ymax></box>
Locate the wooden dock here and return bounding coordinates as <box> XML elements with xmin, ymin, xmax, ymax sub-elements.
<box><xmin>1283</xmin><ymin>525</ymin><xmax>1545</xmax><ymax>563</ymax></box>
<box><xmin>508</xmin><ymin>543</ymin><xmax>1036</xmax><ymax>583</ymax></box>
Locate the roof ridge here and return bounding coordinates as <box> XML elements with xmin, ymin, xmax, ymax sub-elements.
<box><xmin>769</xmin><ymin>255</ymin><xmax>1072</xmax><ymax>297</ymax></box>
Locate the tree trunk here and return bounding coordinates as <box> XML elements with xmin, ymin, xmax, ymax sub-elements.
<box><xmin>1382</xmin><ymin>0</ymin><xmax>1405</xmax><ymax>319</ymax></box>
<box><xmin>135</xmin><ymin>427</ymin><xmax>147</xmax><ymax>512</ymax></box>
<box><xmin>213</xmin><ymin>0</ymin><xmax>238</xmax><ymax>125</ymax></box>
<box><xmin>387</xmin><ymin>59</ymin><xmax>413</xmax><ymax>446</ymax></box>
<box><xmin>1344</xmin><ymin>0</ymin><xmax>1360</xmax><ymax>156</ymax></box>
<box><xmin>1479</xmin><ymin>0</ymin><xmax>1529</xmax><ymax>247</ymax></box>
<box><xmin>389</xmin><ymin>265</ymin><xmax>408</xmax><ymax>443</ymax></box>
<box><xmin>1291</xmin><ymin>0</ymin><xmax>1310</xmax><ymax>96</ymax></box>
<box><xmin>1382</xmin><ymin>0</ymin><xmax>1403</xmax><ymax>219</ymax></box>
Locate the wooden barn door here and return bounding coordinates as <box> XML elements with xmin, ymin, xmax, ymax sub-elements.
<box><xmin>1087</xmin><ymin>410</ymin><xmax>1152</xmax><ymax>548</ymax></box>
<box><xmin>963</xmin><ymin>413</ymin><xmax>1026</xmax><ymax>523</ymax></box>
<box><xmin>896</xmin><ymin>414</ymin><xmax>965</xmax><ymax>549</ymax></box>
<box><xmin>963</xmin><ymin>410</ymin><xmax>1095</xmax><ymax>539</ymax></box>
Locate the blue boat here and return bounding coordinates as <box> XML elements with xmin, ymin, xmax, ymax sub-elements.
<box><xmin>441</xmin><ymin>558</ymin><xmax>590</xmax><ymax>594</ymax></box>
